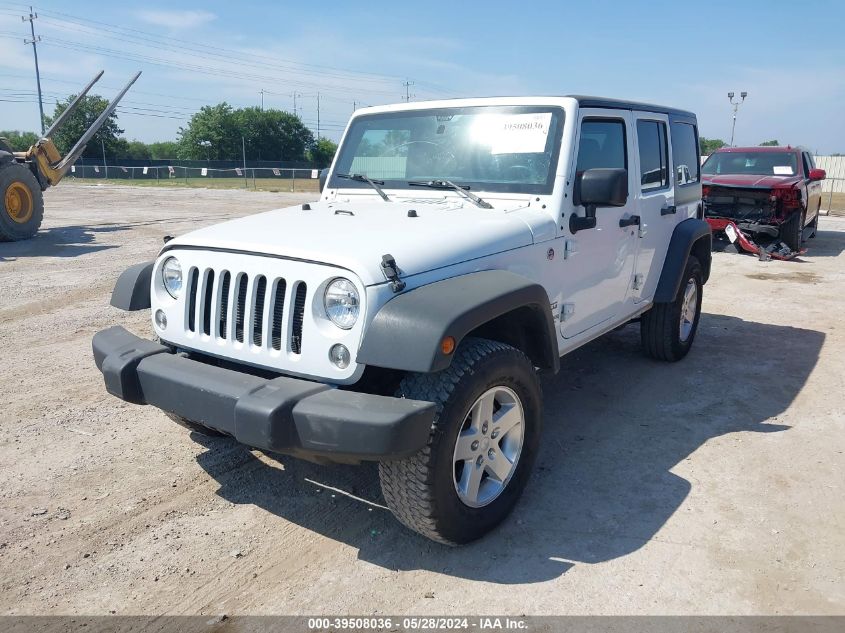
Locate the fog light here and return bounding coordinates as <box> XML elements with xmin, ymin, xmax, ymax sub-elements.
<box><xmin>329</xmin><ymin>344</ymin><xmax>350</xmax><ymax>369</ymax></box>
<box><xmin>155</xmin><ymin>309</ymin><xmax>167</xmax><ymax>330</ymax></box>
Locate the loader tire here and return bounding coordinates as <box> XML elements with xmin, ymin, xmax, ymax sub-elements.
<box><xmin>0</xmin><ymin>163</ymin><xmax>44</xmax><ymax>241</ymax></box>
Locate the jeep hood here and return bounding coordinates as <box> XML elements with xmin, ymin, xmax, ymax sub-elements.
<box><xmin>702</xmin><ymin>174</ymin><xmax>801</xmax><ymax>189</ymax></box>
<box><xmin>165</xmin><ymin>199</ymin><xmax>548</xmax><ymax>286</ymax></box>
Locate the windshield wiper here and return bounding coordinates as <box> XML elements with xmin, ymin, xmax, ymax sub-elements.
<box><xmin>407</xmin><ymin>180</ymin><xmax>493</xmax><ymax>209</ymax></box>
<box><xmin>336</xmin><ymin>173</ymin><xmax>390</xmax><ymax>202</ymax></box>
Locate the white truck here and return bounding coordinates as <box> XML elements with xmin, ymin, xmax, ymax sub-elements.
<box><xmin>94</xmin><ymin>96</ymin><xmax>711</xmax><ymax>544</ymax></box>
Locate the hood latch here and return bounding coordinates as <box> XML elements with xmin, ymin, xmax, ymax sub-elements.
<box><xmin>381</xmin><ymin>254</ymin><xmax>406</xmax><ymax>293</ymax></box>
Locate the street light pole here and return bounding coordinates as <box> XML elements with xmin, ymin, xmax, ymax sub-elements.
<box><xmin>728</xmin><ymin>91</ymin><xmax>748</xmax><ymax>146</ymax></box>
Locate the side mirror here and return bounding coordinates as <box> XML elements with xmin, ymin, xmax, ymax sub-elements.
<box><xmin>570</xmin><ymin>168</ymin><xmax>628</xmax><ymax>233</ymax></box>
<box><xmin>318</xmin><ymin>168</ymin><xmax>329</xmax><ymax>192</ymax></box>
<box><xmin>809</xmin><ymin>168</ymin><xmax>826</xmax><ymax>182</ymax></box>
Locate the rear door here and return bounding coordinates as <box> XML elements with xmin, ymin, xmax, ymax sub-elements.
<box><xmin>560</xmin><ymin>109</ymin><xmax>639</xmax><ymax>338</ymax></box>
<box><xmin>668</xmin><ymin>116</ymin><xmax>702</xmax><ymax>220</ymax></box>
<box><xmin>631</xmin><ymin>113</ymin><xmax>673</xmax><ymax>302</ymax></box>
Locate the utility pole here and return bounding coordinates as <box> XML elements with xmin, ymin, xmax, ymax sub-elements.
<box><xmin>260</xmin><ymin>89</ymin><xmax>265</xmax><ymax>111</ymax></box>
<box><xmin>316</xmin><ymin>92</ymin><xmax>321</xmax><ymax>140</ymax></box>
<box><xmin>22</xmin><ymin>6</ymin><xmax>45</xmax><ymax>134</ymax></box>
<box><xmin>727</xmin><ymin>91</ymin><xmax>748</xmax><ymax>146</ymax></box>
<box><xmin>291</xmin><ymin>91</ymin><xmax>302</xmax><ymax>117</ymax></box>
<box><xmin>101</xmin><ymin>138</ymin><xmax>108</xmax><ymax>179</ymax></box>
<box><xmin>403</xmin><ymin>80</ymin><xmax>414</xmax><ymax>103</ymax></box>
<box><xmin>353</xmin><ymin>100</ymin><xmax>357</xmax><ymax>112</ymax></box>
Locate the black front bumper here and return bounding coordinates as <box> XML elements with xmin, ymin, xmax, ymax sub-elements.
<box><xmin>92</xmin><ymin>326</ymin><xmax>436</xmax><ymax>461</ymax></box>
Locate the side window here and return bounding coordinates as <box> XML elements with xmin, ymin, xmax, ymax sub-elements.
<box><xmin>802</xmin><ymin>152</ymin><xmax>812</xmax><ymax>177</ymax></box>
<box><xmin>576</xmin><ymin>119</ymin><xmax>626</xmax><ymax>172</ymax></box>
<box><xmin>670</xmin><ymin>122</ymin><xmax>699</xmax><ymax>185</ymax></box>
<box><xmin>636</xmin><ymin>120</ymin><xmax>669</xmax><ymax>191</ymax></box>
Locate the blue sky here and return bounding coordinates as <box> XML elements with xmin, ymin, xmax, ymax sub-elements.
<box><xmin>1</xmin><ymin>0</ymin><xmax>843</xmax><ymax>153</ymax></box>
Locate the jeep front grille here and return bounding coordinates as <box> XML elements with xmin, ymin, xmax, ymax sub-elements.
<box><xmin>157</xmin><ymin>249</ymin><xmax>364</xmax><ymax>383</ymax></box>
<box><xmin>186</xmin><ymin>267</ymin><xmax>307</xmax><ymax>355</ymax></box>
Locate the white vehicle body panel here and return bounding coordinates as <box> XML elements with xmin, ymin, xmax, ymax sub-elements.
<box><xmin>146</xmin><ymin>95</ymin><xmax>700</xmax><ymax>383</ymax></box>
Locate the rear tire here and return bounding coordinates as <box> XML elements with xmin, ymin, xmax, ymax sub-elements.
<box><xmin>379</xmin><ymin>338</ymin><xmax>542</xmax><ymax>545</ymax></box>
<box><xmin>640</xmin><ymin>255</ymin><xmax>703</xmax><ymax>362</ymax></box>
<box><xmin>0</xmin><ymin>163</ymin><xmax>44</xmax><ymax>241</ymax></box>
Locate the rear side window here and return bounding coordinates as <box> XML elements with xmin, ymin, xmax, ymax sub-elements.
<box><xmin>576</xmin><ymin>119</ymin><xmax>627</xmax><ymax>172</ymax></box>
<box><xmin>636</xmin><ymin>120</ymin><xmax>669</xmax><ymax>191</ymax></box>
<box><xmin>670</xmin><ymin>122</ymin><xmax>699</xmax><ymax>185</ymax></box>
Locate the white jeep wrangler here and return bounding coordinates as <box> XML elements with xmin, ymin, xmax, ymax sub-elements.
<box><xmin>94</xmin><ymin>96</ymin><xmax>711</xmax><ymax>544</ymax></box>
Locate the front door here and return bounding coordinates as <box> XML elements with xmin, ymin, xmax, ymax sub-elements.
<box><xmin>804</xmin><ymin>152</ymin><xmax>823</xmax><ymax>223</ymax></box>
<box><xmin>560</xmin><ymin>110</ymin><xmax>639</xmax><ymax>339</ymax></box>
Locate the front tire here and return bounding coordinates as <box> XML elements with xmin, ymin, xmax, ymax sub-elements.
<box><xmin>781</xmin><ymin>210</ymin><xmax>805</xmax><ymax>252</ymax></box>
<box><xmin>379</xmin><ymin>338</ymin><xmax>542</xmax><ymax>545</ymax></box>
<box><xmin>0</xmin><ymin>163</ymin><xmax>44</xmax><ymax>241</ymax></box>
<box><xmin>640</xmin><ymin>255</ymin><xmax>703</xmax><ymax>362</ymax></box>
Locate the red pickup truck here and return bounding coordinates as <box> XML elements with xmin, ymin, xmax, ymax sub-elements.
<box><xmin>701</xmin><ymin>146</ymin><xmax>825</xmax><ymax>258</ymax></box>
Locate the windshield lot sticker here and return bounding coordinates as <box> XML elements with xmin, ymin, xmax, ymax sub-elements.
<box><xmin>773</xmin><ymin>165</ymin><xmax>794</xmax><ymax>175</ymax></box>
<box><xmin>471</xmin><ymin>112</ymin><xmax>552</xmax><ymax>154</ymax></box>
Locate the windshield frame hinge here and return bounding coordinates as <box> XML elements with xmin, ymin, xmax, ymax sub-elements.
<box><xmin>381</xmin><ymin>254</ymin><xmax>406</xmax><ymax>293</ymax></box>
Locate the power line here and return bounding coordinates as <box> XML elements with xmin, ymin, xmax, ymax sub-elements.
<box><xmin>31</xmin><ymin>8</ymin><xmax>407</xmax><ymax>86</ymax></box>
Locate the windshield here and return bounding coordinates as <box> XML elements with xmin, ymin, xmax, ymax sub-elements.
<box><xmin>702</xmin><ymin>151</ymin><xmax>799</xmax><ymax>177</ymax></box>
<box><xmin>330</xmin><ymin>105</ymin><xmax>564</xmax><ymax>195</ymax></box>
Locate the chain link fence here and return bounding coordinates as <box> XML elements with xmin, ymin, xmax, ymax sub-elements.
<box><xmin>65</xmin><ymin>163</ymin><xmax>322</xmax><ymax>192</ymax></box>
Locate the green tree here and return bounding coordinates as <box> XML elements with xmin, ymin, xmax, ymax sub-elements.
<box><xmin>178</xmin><ymin>104</ymin><xmax>315</xmax><ymax>161</ymax></box>
<box><xmin>237</xmin><ymin>107</ymin><xmax>315</xmax><ymax>161</ymax></box>
<box><xmin>699</xmin><ymin>136</ymin><xmax>727</xmax><ymax>155</ymax></box>
<box><xmin>177</xmin><ymin>103</ymin><xmax>240</xmax><ymax>160</ymax></box>
<box><xmin>148</xmin><ymin>141</ymin><xmax>179</xmax><ymax>159</ymax></box>
<box><xmin>122</xmin><ymin>139</ymin><xmax>151</xmax><ymax>160</ymax></box>
<box><xmin>308</xmin><ymin>137</ymin><xmax>338</xmax><ymax>168</ymax></box>
<box><xmin>0</xmin><ymin>130</ymin><xmax>40</xmax><ymax>151</ymax></box>
<box><xmin>759</xmin><ymin>139</ymin><xmax>780</xmax><ymax>146</ymax></box>
<box><xmin>44</xmin><ymin>94</ymin><xmax>125</xmax><ymax>159</ymax></box>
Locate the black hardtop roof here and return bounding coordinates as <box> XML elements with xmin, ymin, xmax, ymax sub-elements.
<box><xmin>568</xmin><ymin>95</ymin><xmax>696</xmax><ymax>119</ymax></box>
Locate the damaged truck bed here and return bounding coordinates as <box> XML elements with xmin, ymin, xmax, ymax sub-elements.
<box><xmin>701</xmin><ymin>147</ymin><xmax>826</xmax><ymax>261</ymax></box>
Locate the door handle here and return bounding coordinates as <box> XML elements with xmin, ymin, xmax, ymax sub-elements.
<box><xmin>619</xmin><ymin>215</ymin><xmax>640</xmax><ymax>228</ymax></box>
<box><xmin>661</xmin><ymin>204</ymin><xmax>677</xmax><ymax>215</ymax></box>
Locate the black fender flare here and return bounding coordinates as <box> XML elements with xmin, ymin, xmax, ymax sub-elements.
<box><xmin>110</xmin><ymin>261</ymin><xmax>154</xmax><ymax>311</ymax></box>
<box><xmin>654</xmin><ymin>218</ymin><xmax>712</xmax><ymax>303</ymax></box>
<box><xmin>357</xmin><ymin>270</ymin><xmax>559</xmax><ymax>374</ymax></box>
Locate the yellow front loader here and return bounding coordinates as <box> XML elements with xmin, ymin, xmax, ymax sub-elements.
<box><xmin>0</xmin><ymin>71</ymin><xmax>140</xmax><ymax>241</ymax></box>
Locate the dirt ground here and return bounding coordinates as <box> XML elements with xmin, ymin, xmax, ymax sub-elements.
<box><xmin>1</xmin><ymin>183</ymin><xmax>843</xmax><ymax>616</ymax></box>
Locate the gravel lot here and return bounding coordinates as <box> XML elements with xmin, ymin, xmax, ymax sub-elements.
<box><xmin>1</xmin><ymin>183</ymin><xmax>843</xmax><ymax>615</ymax></box>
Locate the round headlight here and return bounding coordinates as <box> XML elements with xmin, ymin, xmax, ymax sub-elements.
<box><xmin>324</xmin><ymin>278</ymin><xmax>359</xmax><ymax>329</ymax></box>
<box><xmin>161</xmin><ymin>257</ymin><xmax>182</xmax><ymax>299</ymax></box>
